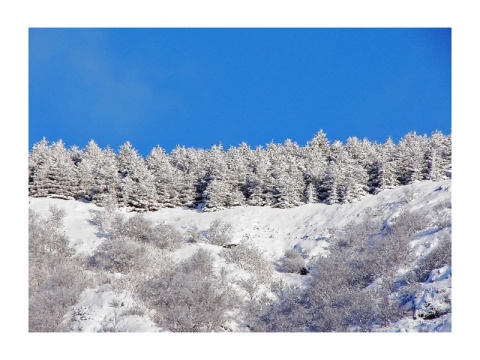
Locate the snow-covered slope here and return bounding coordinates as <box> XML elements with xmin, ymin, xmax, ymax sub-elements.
<box><xmin>29</xmin><ymin>179</ymin><xmax>452</xmax><ymax>332</ymax></box>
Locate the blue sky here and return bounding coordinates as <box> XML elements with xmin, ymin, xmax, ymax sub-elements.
<box><xmin>29</xmin><ymin>28</ymin><xmax>451</xmax><ymax>157</ymax></box>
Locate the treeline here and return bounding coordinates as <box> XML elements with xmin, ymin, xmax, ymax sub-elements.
<box><xmin>28</xmin><ymin>130</ymin><xmax>451</xmax><ymax>211</ymax></box>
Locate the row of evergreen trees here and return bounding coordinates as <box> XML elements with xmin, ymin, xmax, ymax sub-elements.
<box><xmin>28</xmin><ymin>130</ymin><xmax>451</xmax><ymax>211</ymax></box>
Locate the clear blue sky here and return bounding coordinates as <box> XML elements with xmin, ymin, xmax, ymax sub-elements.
<box><xmin>29</xmin><ymin>28</ymin><xmax>451</xmax><ymax>157</ymax></box>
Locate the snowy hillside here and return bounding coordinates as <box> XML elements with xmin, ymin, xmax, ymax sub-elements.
<box><xmin>29</xmin><ymin>179</ymin><xmax>451</xmax><ymax>333</ymax></box>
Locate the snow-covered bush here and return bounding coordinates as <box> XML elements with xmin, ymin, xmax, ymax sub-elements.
<box><xmin>29</xmin><ymin>207</ymin><xmax>71</xmax><ymax>294</ymax></box>
<box><xmin>255</xmin><ymin>284</ymin><xmax>308</xmax><ymax>332</ymax></box>
<box><xmin>411</xmin><ymin>236</ymin><xmax>452</xmax><ymax>283</ymax></box>
<box><xmin>29</xmin><ymin>208</ymin><xmax>90</xmax><ymax>332</ymax></box>
<box><xmin>149</xmin><ymin>223</ymin><xmax>183</xmax><ymax>251</ymax></box>
<box><xmin>276</xmin><ymin>248</ymin><xmax>307</xmax><ymax>274</ymax></box>
<box><xmin>122</xmin><ymin>214</ymin><xmax>154</xmax><ymax>243</ymax></box>
<box><xmin>29</xmin><ymin>263</ymin><xmax>89</xmax><ymax>332</ymax></box>
<box><xmin>206</xmin><ymin>219</ymin><xmax>234</xmax><ymax>246</ymax></box>
<box><xmin>89</xmin><ymin>236</ymin><xmax>145</xmax><ymax>274</ymax></box>
<box><xmin>247</xmin><ymin>212</ymin><xmax>413</xmax><ymax>332</ymax></box>
<box><xmin>98</xmin><ymin>311</ymin><xmax>127</xmax><ymax>332</ymax></box>
<box><xmin>185</xmin><ymin>224</ymin><xmax>203</xmax><ymax>243</ymax></box>
<box><xmin>388</xmin><ymin>209</ymin><xmax>430</xmax><ymax>238</ymax></box>
<box><xmin>140</xmin><ymin>249</ymin><xmax>238</xmax><ymax>332</ymax></box>
<box><xmin>222</xmin><ymin>236</ymin><xmax>273</xmax><ymax>284</ymax></box>
<box><xmin>89</xmin><ymin>207</ymin><xmax>125</xmax><ymax>239</ymax></box>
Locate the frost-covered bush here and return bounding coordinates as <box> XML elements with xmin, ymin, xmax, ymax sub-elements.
<box><xmin>246</xmin><ymin>281</ymin><xmax>309</xmax><ymax>332</ymax></box>
<box><xmin>186</xmin><ymin>224</ymin><xmax>203</xmax><ymax>243</ymax></box>
<box><xmin>247</xmin><ymin>212</ymin><xmax>412</xmax><ymax>332</ymax></box>
<box><xmin>122</xmin><ymin>214</ymin><xmax>154</xmax><ymax>243</ymax></box>
<box><xmin>388</xmin><ymin>209</ymin><xmax>430</xmax><ymax>238</ymax></box>
<box><xmin>411</xmin><ymin>236</ymin><xmax>452</xmax><ymax>283</ymax></box>
<box><xmin>402</xmin><ymin>185</ymin><xmax>415</xmax><ymax>203</ymax></box>
<box><xmin>29</xmin><ymin>207</ymin><xmax>72</xmax><ymax>294</ymax></box>
<box><xmin>206</xmin><ymin>219</ymin><xmax>233</xmax><ymax>246</ymax></box>
<box><xmin>276</xmin><ymin>248</ymin><xmax>307</xmax><ymax>274</ymax></box>
<box><xmin>89</xmin><ymin>236</ymin><xmax>145</xmax><ymax>274</ymax></box>
<box><xmin>140</xmin><ymin>249</ymin><xmax>238</xmax><ymax>332</ymax></box>
<box><xmin>30</xmin><ymin>263</ymin><xmax>89</xmax><ymax>332</ymax></box>
<box><xmin>434</xmin><ymin>212</ymin><xmax>451</xmax><ymax>230</ymax></box>
<box><xmin>29</xmin><ymin>208</ymin><xmax>90</xmax><ymax>332</ymax></box>
<box><xmin>222</xmin><ymin>236</ymin><xmax>273</xmax><ymax>284</ymax></box>
<box><xmin>89</xmin><ymin>208</ymin><xmax>126</xmax><ymax>239</ymax></box>
<box><xmin>90</xmin><ymin>207</ymin><xmax>184</xmax><ymax>252</ymax></box>
<box><xmin>149</xmin><ymin>223</ymin><xmax>183</xmax><ymax>251</ymax></box>
<box><xmin>98</xmin><ymin>312</ymin><xmax>127</xmax><ymax>332</ymax></box>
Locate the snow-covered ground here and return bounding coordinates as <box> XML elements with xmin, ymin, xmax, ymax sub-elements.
<box><xmin>28</xmin><ymin>179</ymin><xmax>452</xmax><ymax>333</ymax></box>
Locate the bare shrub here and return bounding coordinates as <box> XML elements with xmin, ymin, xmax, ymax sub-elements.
<box><xmin>186</xmin><ymin>224</ymin><xmax>203</xmax><ymax>243</ymax></box>
<box><xmin>402</xmin><ymin>185</ymin><xmax>415</xmax><ymax>203</ymax></box>
<box><xmin>149</xmin><ymin>223</ymin><xmax>183</xmax><ymax>251</ymax></box>
<box><xmin>389</xmin><ymin>210</ymin><xmax>430</xmax><ymax>238</ymax></box>
<box><xmin>433</xmin><ymin>198</ymin><xmax>452</xmax><ymax>211</ymax></box>
<box><xmin>434</xmin><ymin>213</ymin><xmax>451</xmax><ymax>229</ymax></box>
<box><xmin>48</xmin><ymin>204</ymin><xmax>66</xmax><ymax>224</ymax></box>
<box><xmin>122</xmin><ymin>304</ymin><xmax>146</xmax><ymax>317</ymax></box>
<box><xmin>248</xmin><ymin>210</ymin><xmax>413</xmax><ymax>332</ymax></box>
<box><xmin>89</xmin><ymin>236</ymin><xmax>145</xmax><ymax>274</ymax></box>
<box><xmin>89</xmin><ymin>208</ymin><xmax>126</xmax><ymax>238</ymax></box>
<box><xmin>277</xmin><ymin>248</ymin><xmax>307</xmax><ymax>274</ymax></box>
<box><xmin>29</xmin><ymin>263</ymin><xmax>89</xmax><ymax>332</ymax></box>
<box><xmin>140</xmin><ymin>249</ymin><xmax>238</xmax><ymax>332</ymax></box>
<box><xmin>222</xmin><ymin>236</ymin><xmax>274</xmax><ymax>284</ymax></box>
<box><xmin>122</xmin><ymin>214</ymin><xmax>153</xmax><ymax>243</ymax></box>
<box><xmin>98</xmin><ymin>311</ymin><xmax>127</xmax><ymax>332</ymax></box>
<box><xmin>206</xmin><ymin>219</ymin><xmax>233</xmax><ymax>246</ymax></box>
<box><xmin>411</xmin><ymin>236</ymin><xmax>452</xmax><ymax>283</ymax></box>
<box><xmin>29</xmin><ymin>208</ymin><xmax>90</xmax><ymax>332</ymax></box>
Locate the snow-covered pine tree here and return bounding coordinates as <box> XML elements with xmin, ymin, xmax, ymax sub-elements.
<box><xmin>367</xmin><ymin>137</ymin><xmax>398</xmax><ymax>194</ymax></box>
<box><xmin>29</xmin><ymin>138</ymin><xmax>50</xmax><ymax>197</ymax></box>
<box><xmin>308</xmin><ymin>130</ymin><xmax>331</xmax><ymax>157</ymax></box>
<box><xmin>146</xmin><ymin>146</ymin><xmax>182</xmax><ymax>208</ymax></box>
<box><xmin>321</xmin><ymin>140</ymin><xmax>344</xmax><ymax>204</ymax></box>
<box><xmin>77</xmin><ymin>140</ymin><xmax>101</xmax><ymax>201</ymax></box>
<box><xmin>304</xmin><ymin>131</ymin><xmax>329</xmax><ymax>203</ymax></box>
<box><xmin>343</xmin><ymin>137</ymin><xmax>369</xmax><ymax>202</ymax></box>
<box><xmin>225</xmin><ymin>142</ymin><xmax>252</xmax><ymax>205</ymax></box>
<box><xmin>269</xmin><ymin>139</ymin><xmax>306</xmax><ymax>208</ymax></box>
<box><xmin>424</xmin><ymin>130</ymin><xmax>451</xmax><ymax>181</ymax></box>
<box><xmin>245</xmin><ymin>146</ymin><xmax>273</xmax><ymax>207</ymax></box>
<box><xmin>169</xmin><ymin>145</ymin><xmax>203</xmax><ymax>207</ymax></box>
<box><xmin>116</xmin><ymin>141</ymin><xmax>158</xmax><ymax>211</ymax></box>
<box><xmin>396</xmin><ymin>132</ymin><xmax>428</xmax><ymax>185</ymax></box>
<box><xmin>30</xmin><ymin>140</ymin><xmax>79</xmax><ymax>200</ymax></box>
<box><xmin>201</xmin><ymin>143</ymin><xmax>245</xmax><ymax>211</ymax></box>
<box><xmin>78</xmin><ymin>141</ymin><xmax>120</xmax><ymax>205</ymax></box>
<box><xmin>68</xmin><ymin>145</ymin><xmax>84</xmax><ymax>198</ymax></box>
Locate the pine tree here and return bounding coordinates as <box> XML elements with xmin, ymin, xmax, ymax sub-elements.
<box><xmin>78</xmin><ymin>141</ymin><xmax>119</xmax><ymax>204</ymax></box>
<box><xmin>245</xmin><ymin>146</ymin><xmax>273</xmax><ymax>206</ymax></box>
<box><xmin>117</xmin><ymin>141</ymin><xmax>158</xmax><ymax>211</ymax></box>
<box><xmin>146</xmin><ymin>146</ymin><xmax>181</xmax><ymax>208</ymax></box>
<box><xmin>321</xmin><ymin>140</ymin><xmax>367</xmax><ymax>204</ymax></box>
<box><xmin>367</xmin><ymin>138</ymin><xmax>398</xmax><ymax>194</ymax></box>
<box><xmin>226</xmin><ymin>142</ymin><xmax>252</xmax><ymax>204</ymax></box>
<box><xmin>30</xmin><ymin>140</ymin><xmax>79</xmax><ymax>199</ymax></box>
<box><xmin>396</xmin><ymin>132</ymin><xmax>428</xmax><ymax>185</ymax></box>
<box><xmin>169</xmin><ymin>145</ymin><xmax>202</xmax><ymax>207</ymax></box>
<box><xmin>304</xmin><ymin>132</ymin><xmax>329</xmax><ymax>203</ymax></box>
<box><xmin>201</xmin><ymin>144</ymin><xmax>245</xmax><ymax>211</ymax></box>
<box><xmin>29</xmin><ymin>138</ymin><xmax>50</xmax><ymax>197</ymax></box>
<box><xmin>269</xmin><ymin>140</ymin><xmax>306</xmax><ymax>208</ymax></box>
<box><xmin>424</xmin><ymin>130</ymin><xmax>451</xmax><ymax>181</ymax></box>
<box><xmin>343</xmin><ymin>137</ymin><xmax>369</xmax><ymax>201</ymax></box>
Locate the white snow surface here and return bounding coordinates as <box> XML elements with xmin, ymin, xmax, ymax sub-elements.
<box><xmin>29</xmin><ymin>179</ymin><xmax>452</xmax><ymax>333</ymax></box>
